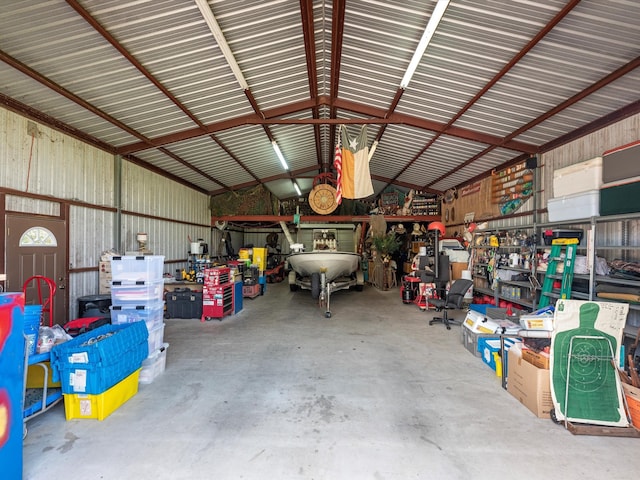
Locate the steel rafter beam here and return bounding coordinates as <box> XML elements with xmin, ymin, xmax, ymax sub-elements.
<box><xmin>117</xmin><ymin>95</ymin><xmax>538</xmax><ymax>155</ymax></box>
<box><xmin>425</xmin><ymin>54</ymin><xmax>640</xmax><ymax>189</ymax></box>
<box><xmin>68</xmin><ymin>0</ymin><xmax>255</xmax><ymax>191</ymax></box>
<box><xmin>300</xmin><ymin>0</ymin><xmax>323</xmax><ymax>172</ymax></box>
<box><xmin>388</xmin><ymin>0</ymin><xmax>582</xmax><ymax>191</ymax></box>
<box><xmin>329</xmin><ymin>0</ymin><xmax>347</xmax><ymax>154</ymax></box>
<box><xmin>70</xmin><ymin>0</ymin><xmax>259</xmax><ymax>190</ymax></box>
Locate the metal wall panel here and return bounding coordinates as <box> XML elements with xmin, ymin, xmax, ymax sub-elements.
<box><xmin>0</xmin><ymin>108</ymin><xmax>115</xmax><ymax>205</ymax></box>
<box><xmin>5</xmin><ymin>195</ymin><xmax>60</xmax><ymax>217</ymax></box>
<box><xmin>69</xmin><ymin>206</ymin><xmax>115</xmax><ymax>270</ymax></box>
<box><xmin>1</xmin><ymin>107</ymin><xmax>214</xmax><ymax>323</ymax></box>
<box><xmin>120</xmin><ymin>161</ymin><xmax>210</xmax><ymax>225</ymax></box>
<box><xmin>68</xmin><ymin>271</ymin><xmax>100</xmax><ymax>321</ymax></box>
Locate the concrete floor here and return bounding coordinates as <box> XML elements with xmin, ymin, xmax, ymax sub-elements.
<box><xmin>23</xmin><ymin>281</ymin><xmax>640</xmax><ymax>479</ymax></box>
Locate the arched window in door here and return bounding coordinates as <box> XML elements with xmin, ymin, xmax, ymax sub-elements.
<box><xmin>19</xmin><ymin>227</ymin><xmax>58</xmax><ymax>247</ymax></box>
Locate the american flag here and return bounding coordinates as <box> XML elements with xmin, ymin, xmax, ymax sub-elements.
<box><xmin>333</xmin><ymin>141</ymin><xmax>343</xmax><ymax>204</ymax></box>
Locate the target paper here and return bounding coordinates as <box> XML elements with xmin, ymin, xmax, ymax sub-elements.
<box><xmin>550</xmin><ymin>300</ymin><xmax>629</xmax><ymax>427</ymax></box>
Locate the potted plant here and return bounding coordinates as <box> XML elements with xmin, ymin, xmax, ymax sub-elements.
<box><xmin>371</xmin><ymin>232</ymin><xmax>401</xmax><ymax>264</ymax></box>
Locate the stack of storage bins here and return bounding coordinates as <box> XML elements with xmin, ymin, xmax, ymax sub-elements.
<box><xmin>548</xmin><ymin>157</ymin><xmax>602</xmax><ymax>222</ymax></box>
<box><xmin>109</xmin><ymin>255</ymin><xmax>169</xmax><ymax>385</ymax></box>
<box><xmin>50</xmin><ymin>322</ymin><xmax>148</xmax><ymax>420</ymax></box>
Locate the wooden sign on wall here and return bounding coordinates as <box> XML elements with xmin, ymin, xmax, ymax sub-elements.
<box><xmin>492</xmin><ymin>161</ymin><xmax>534</xmax><ymax>215</ymax></box>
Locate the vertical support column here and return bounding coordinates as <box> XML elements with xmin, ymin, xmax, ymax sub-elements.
<box><xmin>114</xmin><ymin>155</ymin><xmax>122</xmax><ymax>252</ymax></box>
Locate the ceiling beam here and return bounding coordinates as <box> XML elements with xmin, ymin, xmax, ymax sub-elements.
<box><xmin>541</xmin><ymin>98</ymin><xmax>640</xmax><ymax>154</ymax></box>
<box><xmin>158</xmin><ymin>147</ymin><xmax>229</xmax><ymax>190</ymax></box>
<box><xmin>299</xmin><ymin>0</ymin><xmax>324</xmax><ymax>171</ymax></box>
<box><xmin>0</xmin><ymin>93</ymin><xmax>114</xmax><ymax>153</ymax></box>
<box><xmin>117</xmin><ymin>95</ymin><xmax>538</xmax><ymax>155</ymax></box>
<box><xmin>0</xmin><ymin>49</ymin><xmax>152</xmax><ymax>145</ymax></box>
<box><xmin>208</xmin><ymin>164</ymin><xmax>320</xmax><ymax>195</ymax></box>
<box><xmin>329</xmin><ymin>0</ymin><xmax>347</xmax><ymax>152</ymax></box>
<box><xmin>424</xmin><ymin>54</ymin><xmax>640</xmax><ymax>190</ymax></box>
<box><xmin>334</xmin><ymin>99</ymin><xmax>538</xmax><ymax>153</ymax></box>
<box><xmin>65</xmin><ymin>0</ymin><xmax>207</xmax><ymax>132</ymax></box>
<box><xmin>387</xmin><ymin>0</ymin><xmax>581</xmax><ymax>191</ymax></box>
<box><xmin>211</xmin><ymin>214</ymin><xmax>440</xmax><ymax>224</ymax></box>
<box><xmin>71</xmin><ymin>0</ymin><xmax>263</xmax><ymax>192</ymax></box>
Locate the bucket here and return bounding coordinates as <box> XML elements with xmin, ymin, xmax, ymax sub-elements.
<box><xmin>23</xmin><ymin>305</ymin><xmax>43</xmax><ymax>356</ymax></box>
<box><xmin>402</xmin><ymin>285</ymin><xmax>415</xmax><ymax>304</ymax></box>
<box><xmin>401</xmin><ymin>280</ymin><xmax>417</xmax><ymax>304</ymax></box>
<box><xmin>461</xmin><ymin>270</ymin><xmax>473</xmax><ymax>301</ymax></box>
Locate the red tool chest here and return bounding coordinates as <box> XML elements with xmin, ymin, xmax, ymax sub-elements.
<box><xmin>202</xmin><ymin>268</ymin><xmax>233</xmax><ymax>320</ymax></box>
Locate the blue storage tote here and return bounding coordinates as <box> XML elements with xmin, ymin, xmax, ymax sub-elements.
<box><xmin>478</xmin><ymin>337</ymin><xmax>521</xmax><ymax>374</ymax></box>
<box><xmin>23</xmin><ymin>305</ymin><xmax>42</xmax><ymax>356</ymax></box>
<box><xmin>110</xmin><ymin>302</ymin><xmax>164</xmax><ymax>331</ymax></box>
<box><xmin>110</xmin><ymin>255</ymin><xmax>165</xmax><ymax>282</ymax></box>
<box><xmin>110</xmin><ymin>280</ymin><xmax>164</xmax><ymax>305</ymax></box>
<box><xmin>50</xmin><ymin>322</ymin><xmax>148</xmax><ymax>394</ymax></box>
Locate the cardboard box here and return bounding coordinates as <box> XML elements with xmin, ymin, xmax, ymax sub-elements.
<box><xmin>522</xmin><ymin>348</ymin><xmax>550</xmax><ymax>370</ymax></box>
<box><xmin>450</xmin><ymin>262</ymin><xmax>467</xmax><ymax>280</ymax></box>
<box><xmin>507</xmin><ymin>350</ymin><xmax>553</xmax><ymax>418</ymax></box>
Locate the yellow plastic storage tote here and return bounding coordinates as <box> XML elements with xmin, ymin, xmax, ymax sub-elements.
<box><xmin>63</xmin><ymin>369</ymin><xmax>140</xmax><ymax>421</ymax></box>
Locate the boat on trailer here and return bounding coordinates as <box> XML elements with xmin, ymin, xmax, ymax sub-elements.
<box><xmin>286</xmin><ymin>229</ymin><xmax>364</xmax><ymax>317</ymax></box>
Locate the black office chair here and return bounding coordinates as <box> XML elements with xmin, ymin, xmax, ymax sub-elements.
<box><xmin>429</xmin><ymin>278</ymin><xmax>473</xmax><ymax>330</ymax></box>
<box><xmin>432</xmin><ymin>253</ymin><xmax>450</xmax><ymax>300</ymax></box>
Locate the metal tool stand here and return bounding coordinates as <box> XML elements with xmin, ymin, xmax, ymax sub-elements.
<box><xmin>499</xmin><ymin>329</ymin><xmax>552</xmax><ymax>390</ymax></box>
<box><xmin>22</xmin><ymin>343</ymin><xmax>62</xmax><ymax>438</ymax></box>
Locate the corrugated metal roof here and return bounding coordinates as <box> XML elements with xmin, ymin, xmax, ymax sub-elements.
<box><xmin>1</xmin><ymin>0</ymin><xmax>638</xmax><ymax>200</ymax></box>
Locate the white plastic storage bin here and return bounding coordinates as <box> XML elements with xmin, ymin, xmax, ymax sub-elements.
<box><xmin>110</xmin><ymin>255</ymin><xmax>165</xmax><ymax>282</ymax></box>
<box><xmin>553</xmin><ymin>157</ymin><xmax>602</xmax><ymax>197</ymax></box>
<box><xmin>110</xmin><ymin>280</ymin><xmax>164</xmax><ymax>305</ymax></box>
<box><xmin>147</xmin><ymin>323</ymin><xmax>165</xmax><ymax>353</ymax></box>
<box><xmin>139</xmin><ymin>343</ymin><xmax>169</xmax><ymax>385</ymax></box>
<box><xmin>110</xmin><ymin>302</ymin><xmax>165</xmax><ymax>332</ymax></box>
<box><xmin>547</xmin><ymin>189</ymin><xmax>599</xmax><ymax>222</ymax></box>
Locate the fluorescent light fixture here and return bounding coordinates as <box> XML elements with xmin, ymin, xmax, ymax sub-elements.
<box><xmin>400</xmin><ymin>0</ymin><xmax>450</xmax><ymax>89</ymax></box>
<box><xmin>272</xmin><ymin>141</ymin><xmax>289</xmax><ymax>170</ymax></box>
<box><xmin>293</xmin><ymin>180</ymin><xmax>302</xmax><ymax>196</ymax></box>
<box><xmin>195</xmin><ymin>0</ymin><xmax>249</xmax><ymax>90</ymax></box>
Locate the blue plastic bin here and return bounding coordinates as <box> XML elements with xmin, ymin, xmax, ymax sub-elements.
<box><xmin>23</xmin><ymin>305</ymin><xmax>42</xmax><ymax>356</ymax></box>
<box><xmin>50</xmin><ymin>322</ymin><xmax>148</xmax><ymax>394</ymax></box>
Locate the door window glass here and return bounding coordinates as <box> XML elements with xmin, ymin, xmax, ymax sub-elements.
<box><xmin>19</xmin><ymin>227</ymin><xmax>58</xmax><ymax>247</ymax></box>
